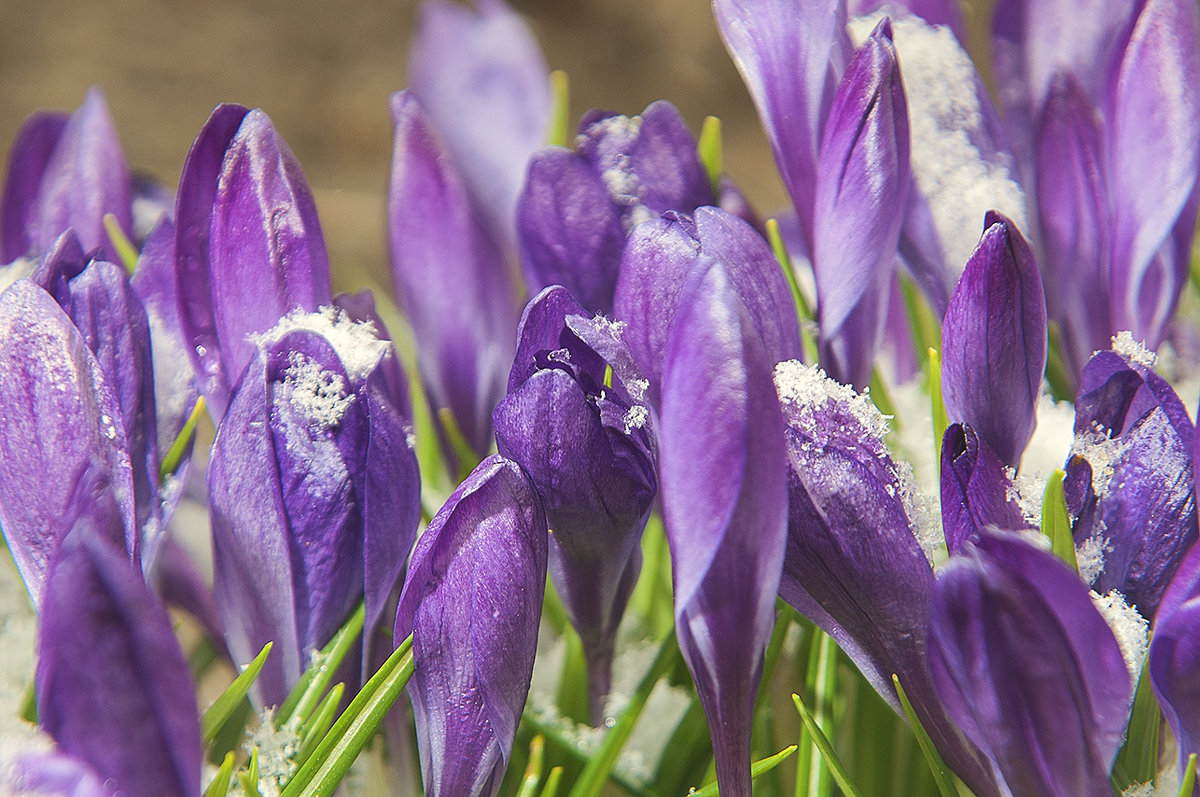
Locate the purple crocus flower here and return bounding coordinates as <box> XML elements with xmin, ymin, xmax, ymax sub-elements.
<box><xmin>493</xmin><ymin>285</ymin><xmax>656</xmax><ymax>722</ymax></box>
<box><xmin>774</xmin><ymin>360</ymin><xmax>995</xmax><ymax>795</ymax></box>
<box><xmin>940</xmin><ymin>422</ymin><xmax>1032</xmax><ymax>554</ymax></box>
<box><xmin>658</xmin><ymin>259</ymin><xmax>788</xmax><ymax>797</ymax></box>
<box><xmin>175</xmin><ymin>104</ymin><xmax>332</xmax><ymax>420</ymax></box>
<box><xmin>38</xmin><ymin>531</ymin><xmax>201</xmax><ymax>797</ymax></box>
<box><xmin>613</xmin><ymin>206</ymin><xmax>801</xmax><ymax>410</ymax></box>
<box><xmin>208</xmin><ymin>306</ymin><xmax>420</xmax><ymax>704</ymax></box>
<box><xmin>394</xmin><ymin>455</ymin><xmax>547</xmax><ymax>797</ymax></box>
<box><xmin>518</xmin><ymin>101</ymin><xmax>715</xmax><ymax>314</ymax></box>
<box><xmin>928</xmin><ymin>529</ymin><xmax>1131</xmax><ymax>796</ymax></box>
<box><xmin>1149</xmin><ymin>535</ymin><xmax>1200</xmax><ymax>777</ymax></box>
<box><xmin>1066</xmin><ymin>342</ymin><xmax>1197</xmax><ymax>620</ymax></box>
<box><xmin>940</xmin><ymin>211</ymin><xmax>1046</xmax><ymax>468</ymax></box>
<box><xmin>0</xmin><ymin>741</ymin><xmax>112</xmax><ymax>797</ymax></box>
<box><xmin>389</xmin><ymin>90</ymin><xmax>518</xmax><ymax>458</ymax></box>
<box><xmin>407</xmin><ymin>0</ymin><xmax>550</xmax><ymax>252</ymax></box>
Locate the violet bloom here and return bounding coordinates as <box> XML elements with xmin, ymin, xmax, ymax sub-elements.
<box><xmin>389</xmin><ymin>90</ymin><xmax>518</xmax><ymax>457</ymax></box>
<box><xmin>208</xmin><ymin>306</ymin><xmax>420</xmax><ymax>705</ymax></box>
<box><xmin>394</xmin><ymin>455</ymin><xmax>547</xmax><ymax>797</ymax></box>
<box><xmin>940</xmin><ymin>212</ymin><xmax>1046</xmax><ymax>468</ymax></box>
<box><xmin>929</xmin><ymin>529</ymin><xmax>1131</xmax><ymax>796</ymax></box>
<box><xmin>774</xmin><ymin>360</ymin><xmax>995</xmax><ymax>795</ymax></box>
<box><xmin>613</xmin><ymin>206</ymin><xmax>801</xmax><ymax>410</ymax></box>
<box><xmin>518</xmin><ymin>101</ymin><xmax>714</xmax><ymax>314</ymax></box>
<box><xmin>658</xmin><ymin>259</ymin><xmax>787</xmax><ymax>797</ymax></box>
<box><xmin>1066</xmin><ymin>340</ymin><xmax>1196</xmax><ymax>621</ymax></box>
<box><xmin>38</xmin><ymin>531</ymin><xmax>201</xmax><ymax>797</ymax></box>
<box><xmin>940</xmin><ymin>423</ymin><xmax>1032</xmax><ymax>554</ymax></box>
<box><xmin>1149</xmin><ymin>533</ymin><xmax>1200</xmax><ymax>777</ymax></box>
<box><xmin>493</xmin><ymin>285</ymin><xmax>656</xmax><ymax>722</ymax></box>
<box><xmin>175</xmin><ymin>104</ymin><xmax>332</xmax><ymax>419</ymax></box>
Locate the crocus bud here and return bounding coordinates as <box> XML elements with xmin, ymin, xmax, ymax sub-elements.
<box><xmin>929</xmin><ymin>529</ymin><xmax>1131</xmax><ymax>796</ymax></box>
<box><xmin>38</xmin><ymin>531</ymin><xmax>201</xmax><ymax>797</ymax></box>
<box><xmin>175</xmin><ymin>104</ymin><xmax>332</xmax><ymax>419</ymax></box>
<box><xmin>494</xmin><ymin>285</ymin><xmax>656</xmax><ymax>721</ymax></box>
<box><xmin>208</xmin><ymin>307</ymin><xmax>420</xmax><ymax>704</ymax></box>
<box><xmin>394</xmin><ymin>455</ymin><xmax>547</xmax><ymax>797</ymax></box>
<box><xmin>659</xmin><ymin>259</ymin><xmax>787</xmax><ymax>797</ymax></box>
<box><xmin>812</xmin><ymin>18</ymin><xmax>910</xmax><ymax>388</ymax></box>
<box><xmin>941</xmin><ymin>211</ymin><xmax>1046</xmax><ymax>467</ymax></box>
<box><xmin>613</xmin><ymin>206</ymin><xmax>801</xmax><ymax>409</ymax></box>
<box><xmin>940</xmin><ymin>423</ymin><xmax>1031</xmax><ymax>553</ymax></box>
<box><xmin>775</xmin><ymin>360</ymin><xmax>994</xmax><ymax>794</ymax></box>
<box><xmin>1149</xmin><ymin>538</ymin><xmax>1200</xmax><ymax>777</ymax></box>
<box><xmin>389</xmin><ymin>90</ymin><xmax>517</xmax><ymax>457</ymax></box>
<box><xmin>518</xmin><ymin>101</ymin><xmax>714</xmax><ymax>314</ymax></box>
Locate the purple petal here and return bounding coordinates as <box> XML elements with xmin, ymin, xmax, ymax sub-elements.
<box><xmin>0</xmin><ymin>280</ymin><xmax>137</xmax><ymax>607</ymax></box>
<box><xmin>1</xmin><ymin>744</ymin><xmax>112</xmax><ymax>797</ymax></box>
<box><xmin>618</xmin><ymin>101</ymin><xmax>714</xmax><ymax>216</ymax></box>
<box><xmin>0</xmin><ymin>110</ymin><xmax>67</xmax><ymax>262</ymax></box>
<box><xmin>1106</xmin><ymin>0</ymin><xmax>1200</xmax><ymax>345</ymax></box>
<box><xmin>388</xmin><ymin>90</ymin><xmax>516</xmax><ymax>455</ymax></box>
<box><xmin>659</xmin><ymin>260</ymin><xmax>787</xmax><ymax>797</ymax></box>
<box><xmin>175</xmin><ymin>105</ymin><xmax>332</xmax><ymax>419</ymax></box>
<box><xmin>147</xmin><ymin>535</ymin><xmax>226</xmax><ymax>654</ymax></box>
<box><xmin>940</xmin><ymin>423</ymin><xmax>1031</xmax><ymax>553</ymax></box>
<box><xmin>408</xmin><ymin>0</ymin><xmax>550</xmax><ymax>251</ymax></box>
<box><xmin>774</xmin><ymin>361</ymin><xmax>995</xmax><ymax>795</ymax></box>
<box><xmin>713</xmin><ymin>0</ymin><xmax>848</xmax><ymax>240</ymax></box>
<box><xmin>38</xmin><ymin>532</ymin><xmax>201</xmax><ymax>797</ymax></box>
<box><xmin>940</xmin><ymin>212</ymin><xmax>1046</xmax><ymax>467</ymax></box>
<box><xmin>928</xmin><ymin>530</ymin><xmax>1131</xmax><ymax>796</ymax></box>
<box><xmin>1151</xmin><ymin>542</ymin><xmax>1200</xmax><ymax>773</ymax></box>
<box><xmin>395</xmin><ymin>455</ymin><xmax>547</xmax><ymax>797</ymax></box>
<box><xmin>33</xmin><ymin>88</ymin><xmax>132</xmax><ymax>264</ymax></box>
<box><xmin>334</xmin><ymin>289</ymin><xmax>413</xmax><ymax>420</ymax></box>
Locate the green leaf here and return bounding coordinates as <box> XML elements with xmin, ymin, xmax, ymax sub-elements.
<box><xmin>697</xmin><ymin>115</ymin><xmax>723</xmax><ymax>197</ymax></box>
<box><xmin>867</xmin><ymin>369</ymin><xmax>897</xmax><ymax>422</ymax></box>
<box><xmin>556</xmin><ymin>626</ymin><xmax>591</xmax><ymax>725</ymax></box>
<box><xmin>202</xmin><ymin>641</ymin><xmax>272</xmax><ymax>745</ymax></box>
<box><xmin>547</xmin><ymin>70</ymin><xmax>571</xmax><ymax>148</ymax></box>
<box><xmin>1181</xmin><ymin>754</ymin><xmax>1197</xmax><ymax>797</ymax></box>
<box><xmin>238</xmin><ymin>749</ymin><xmax>263</xmax><ymax>797</ymax></box>
<box><xmin>1043</xmin><ymin>321</ymin><xmax>1076</xmax><ymax>402</ymax></box>
<box><xmin>20</xmin><ymin>680</ymin><xmax>36</xmax><ymax>724</ymax></box>
<box><xmin>539</xmin><ymin>766</ymin><xmax>564</xmax><ymax>797</ymax></box>
<box><xmin>1112</xmin><ymin>654</ymin><xmax>1162</xmax><ymax>790</ymax></box>
<box><xmin>796</xmin><ymin>630</ymin><xmax>837</xmax><ymax>797</ymax></box>
<box><xmin>647</xmin><ymin>692</ymin><xmax>711</xmax><ymax>797</ymax></box>
<box><xmin>437</xmin><ymin>407</ymin><xmax>481</xmax><ymax>482</ymax></box>
<box><xmin>518</xmin><ymin>711</ymin><xmax>653</xmax><ymax>797</ymax></box>
<box><xmin>892</xmin><ymin>675</ymin><xmax>958</xmax><ymax>797</ymax></box>
<box><xmin>792</xmin><ymin>693</ymin><xmax>864</xmax><ymax>797</ymax></box>
<box><xmin>765</xmin><ymin>218</ymin><xmax>820</xmax><ymax>365</ymax></box>
<box><xmin>295</xmin><ymin>682</ymin><xmax>346</xmax><ymax>769</ymax></box>
<box><xmin>277</xmin><ymin>602</ymin><xmax>364</xmax><ymax>727</ymax></box>
<box><xmin>899</xmin><ymin>274</ymin><xmax>942</xmax><ymax>361</ymax></box>
<box><xmin>160</xmin><ymin>396</ymin><xmax>207</xmax><ymax>480</ymax></box>
<box><xmin>280</xmin><ymin>635</ymin><xmax>415</xmax><ymax>797</ymax></box>
<box><xmin>103</xmin><ymin>213</ymin><xmax>139</xmax><ymax>275</ymax></box>
<box><xmin>1041</xmin><ymin>470</ymin><xmax>1078</xmax><ymax>572</ymax></box>
<box><xmin>515</xmin><ymin>735</ymin><xmax>546</xmax><ymax>797</ymax></box>
<box><xmin>687</xmin><ymin>745</ymin><xmax>799</xmax><ymax>797</ymax></box>
<box><xmin>203</xmin><ymin>752</ymin><xmax>236</xmax><ymax>797</ymax></box>
<box><xmin>927</xmin><ymin>347</ymin><xmax>949</xmax><ymax>462</ymax></box>
<box><xmin>566</xmin><ymin>632</ymin><xmax>680</xmax><ymax>797</ymax></box>
<box><xmin>628</xmin><ymin>513</ymin><xmax>673</xmax><ymax>638</ymax></box>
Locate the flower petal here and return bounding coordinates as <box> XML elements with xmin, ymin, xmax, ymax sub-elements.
<box><xmin>0</xmin><ymin>110</ymin><xmax>67</xmax><ymax>262</ymax></box>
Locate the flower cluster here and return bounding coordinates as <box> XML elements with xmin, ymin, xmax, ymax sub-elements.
<box><xmin>2</xmin><ymin>1</ymin><xmax>1200</xmax><ymax>796</ymax></box>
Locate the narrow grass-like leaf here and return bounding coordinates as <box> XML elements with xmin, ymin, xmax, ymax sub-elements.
<box><xmin>556</xmin><ymin>627</ymin><xmax>591</xmax><ymax>725</ymax></box>
<box><xmin>900</xmin><ymin>274</ymin><xmax>941</xmax><ymax>360</ymax></box>
<box><xmin>1044</xmin><ymin>322</ymin><xmax>1075</xmax><ymax>402</ymax></box>
<box><xmin>160</xmin><ymin>396</ymin><xmax>207</xmax><ymax>480</ymax></box>
<box><xmin>697</xmin><ymin>115</ymin><xmax>722</xmax><ymax>196</ymax></box>
<box><xmin>103</xmin><ymin>213</ymin><xmax>139</xmax><ymax>275</ymax></box>
<box><xmin>237</xmin><ymin>748</ymin><xmax>263</xmax><ymax>797</ymax></box>
<box><xmin>688</xmin><ymin>745</ymin><xmax>799</xmax><ymax>797</ymax></box>
<box><xmin>868</xmin><ymin>370</ymin><xmax>897</xmax><ymax>421</ymax></box>
<box><xmin>765</xmin><ymin>218</ymin><xmax>821</xmax><ymax>362</ymax></box>
<box><xmin>1112</xmin><ymin>653</ymin><xmax>1162</xmax><ymax>790</ymax></box>
<box><xmin>437</xmin><ymin>406</ymin><xmax>480</xmax><ymax>482</ymax></box>
<box><xmin>796</xmin><ymin>630</ymin><xmax>837</xmax><ymax>797</ymax></box>
<box><xmin>280</xmin><ymin>635</ymin><xmax>414</xmax><ymax>797</ymax></box>
<box><xmin>892</xmin><ymin>675</ymin><xmax>958</xmax><ymax>797</ymax></box>
<box><xmin>647</xmin><ymin>693</ymin><xmax>710</xmax><ymax>797</ymax></box>
<box><xmin>1180</xmin><ymin>754</ymin><xmax>1197</xmax><ymax>797</ymax></box>
<box><xmin>928</xmin><ymin>348</ymin><xmax>949</xmax><ymax>473</ymax></box>
<box><xmin>295</xmin><ymin>682</ymin><xmax>345</xmax><ymax>769</ymax></box>
<box><xmin>277</xmin><ymin>602</ymin><xmax>364</xmax><ymax>726</ymax></box>
<box><xmin>202</xmin><ymin>641</ymin><xmax>272</xmax><ymax>745</ymax></box>
<box><xmin>566</xmin><ymin>632</ymin><xmax>679</xmax><ymax>797</ymax></box>
<box><xmin>516</xmin><ymin>735</ymin><xmax>546</xmax><ymax>797</ymax></box>
<box><xmin>203</xmin><ymin>752</ymin><xmax>235</xmax><ymax>797</ymax></box>
<box><xmin>1041</xmin><ymin>470</ymin><xmax>1078</xmax><ymax>572</ymax></box>
<box><xmin>792</xmin><ymin>693</ymin><xmax>864</xmax><ymax>797</ymax></box>
<box><xmin>20</xmin><ymin>680</ymin><xmax>35</xmax><ymax>724</ymax></box>
<box><xmin>518</xmin><ymin>711</ymin><xmax>652</xmax><ymax>797</ymax></box>
<box><xmin>540</xmin><ymin>766</ymin><xmax>564</xmax><ymax>797</ymax></box>
<box><xmin>628</xmin><ymin>514</ymin><xmax>673</xmax><ymax>639</ymax></box>
<box><xmin>547</xmin><ymin>70</ymin><xmax>571</xmax><ymax>148</ymax></box>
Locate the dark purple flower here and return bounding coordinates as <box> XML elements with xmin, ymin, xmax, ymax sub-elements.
<box><xmin>208</xmin><ymin>307</ymin><xmax>420</xmax><ymax>704</ymax></box>
<box><xmin>175</xmin><ymin>104</ymin><xmax>332</xmax><ymax>420</ymax></box>
<box><xmin>394</xmin><ymin>455</ymin><xmax>547</xmax><ymax>797</ymax></box>
<box><xmin>811</xmin><ymin>18</ymin><xmax>909</xmax><ymax>388</ymax></box>
<box><xmin>941</xmin><ymin>212</ymin><xmax>1046</xmax><ymax>468</ymax></box>
<box><xmin>389</xmin><ymin>90</ymin><xmax>517</xmax><ymax>458</ymax></box>
<box><xmin>613</xmin><ymin>207</ymin><xmax>801</xmax><ymax>410</ymax></box>
<box><xmin>658</xmin><ymin>259</ymin><xmax>787</xmax><ymax>797</ymax></box>
<box><xmin>493</xmin><ymin>285</ymin><xmax>656</xmax><ymax>721</ymax></box>
<box><xmin>940</xmin><ymin>423</ymin><xmax>1032</xmax><ymax>553</ymax></box>
<box><xmin>1149</xmin><ymin>539</ymin><xmax>1200</xmax><ymax>777</ymax></box>
<box><xmin>518</xmin><ymin>101</ymin><xmax>714</xmax><ymax>314</ymax></box>
<box><xmin>774</xmin><ymin>360</ymin><xmax>995</xmax><ymax>795</ymax></box>
<box><xmin>407</xmin><ymin>0</ymin><xmax>550</xmax><ymax>252</ymax></box>
<box><xmin>0</xmin><ymin>742</ymin><xmax>113</xmax><ymax>797</ymax></box>
<box><xmin>38</xmin><ymin>531</ymin><xmax>201</xmax><ymax>797</ymax></box>
<box><xmin>929</xmin><ymin>529</ymin><xmax>1131</xmax><ymax>796</ymax></box>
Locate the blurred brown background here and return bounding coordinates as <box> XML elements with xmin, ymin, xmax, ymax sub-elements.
<box><xmin>0</xmin><ymin>0</ymin><xmax>781</xmax><ymax>291</ymax></box>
